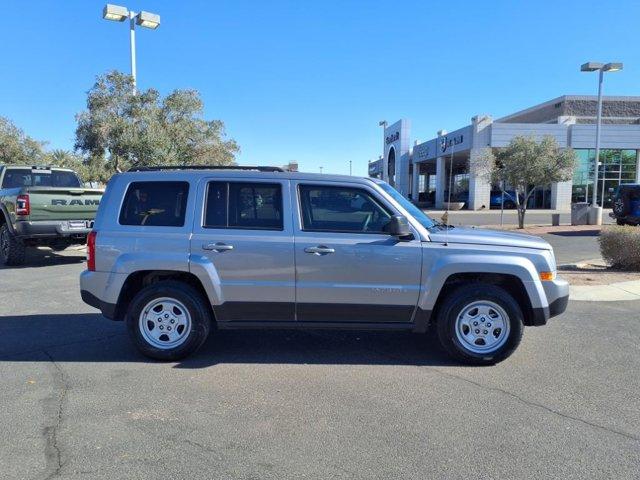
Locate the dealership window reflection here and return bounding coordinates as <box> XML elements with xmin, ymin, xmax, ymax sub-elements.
<box><xmin>572</xmin><ymin>149</ymin><xmax>638</xmax><ymax>207</ymax></box>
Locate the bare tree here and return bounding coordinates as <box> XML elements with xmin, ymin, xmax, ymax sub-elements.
<box><xmin>479</xmin><ymin>136</ymin><xmax>576</xmax><ymax>228</ymax></box>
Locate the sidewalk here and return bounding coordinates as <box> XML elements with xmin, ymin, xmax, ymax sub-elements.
<box><xmin>570</xmin><ymin>279</ymin><xmax>640</xmax><ymax>301</ymax></box>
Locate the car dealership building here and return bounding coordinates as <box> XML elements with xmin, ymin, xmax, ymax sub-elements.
<box><xmin>369</xmin><ymin>95</ymin><xmax>640</xmax><ymax>210</ymax></box>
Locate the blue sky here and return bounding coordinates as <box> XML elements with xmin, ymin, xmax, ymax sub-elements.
<box><xmin>1</xmin><ymin>0</ymin><xmax>639</xmax><ymax>175</ymax></box>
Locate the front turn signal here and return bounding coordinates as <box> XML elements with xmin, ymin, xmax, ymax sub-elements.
<box><xmin>539</xmin><ymin>271</ymin><xmax>556</xmax><ymax>281</ymax></box>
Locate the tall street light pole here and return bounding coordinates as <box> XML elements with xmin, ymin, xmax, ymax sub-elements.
<box><xmin>580</xmin><ymin>61</ymin><xmax>623</xmax><ymax>225</ymax></box>
<box><xmin>103</xmin><ymin>4</ymin><xmax>161</xmax><ymax>93</ymax></box>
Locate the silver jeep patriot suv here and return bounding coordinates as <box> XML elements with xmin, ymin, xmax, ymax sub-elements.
<box><xmin>80</xmin><ymin>166</ymin><xmax>569</xmax><ymax>365</ymax></box>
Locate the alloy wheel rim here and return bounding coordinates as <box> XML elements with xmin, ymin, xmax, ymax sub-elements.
<box><xmin>138</xmin><ymin>297</ymin><xmax>192</xmax><ymax>350</ymax></box>
<box><xmin>455</xmin><ymin>300</ymin><xmax>510</xmax><ymax>354</ymax></box>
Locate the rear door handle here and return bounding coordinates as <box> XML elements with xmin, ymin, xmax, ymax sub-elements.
<box><xmin>304</xmin><ymin>245</ymin><xmax>335</xmax><ymax>255</ymax></box>
<box><xmin>202</xmin><ymin>242</ymin><xmax>234</xmax><ymax>252</ymax></box>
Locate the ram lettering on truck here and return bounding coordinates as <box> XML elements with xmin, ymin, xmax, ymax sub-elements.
<box><xmin>51</xmin><ymin>198</ymin><xmax>101</xmax><ymax>206</ymax></box>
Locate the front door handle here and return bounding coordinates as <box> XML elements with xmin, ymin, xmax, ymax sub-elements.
<box><xmin>304</xmin><ymin>245</ymin><xmax>335</xmax><ymax>255</ymax></box>
<box><xmin>202</xmin><ymin>242</ymin><xmax>234</xmax><ymax>252</ymax></box>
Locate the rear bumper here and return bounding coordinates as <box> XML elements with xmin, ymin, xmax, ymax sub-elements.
<box><xmin>81</xmin><ymin>290</ymin><xmax>117</xmax><ymax>319</ymax></box>
<box><xmin>15</xmin><ymin>220</ymin><xmax>93</xmax><ymax>240</ymax></box>
<box><xmin>609</xmin><ymin>212</ymin><xmax>640</xmax><ymax>223</ymax></box>
<box><xmin>80</xmin><ymin>270</ymin><xmax>128</xmax><ymax>320</ymax></box>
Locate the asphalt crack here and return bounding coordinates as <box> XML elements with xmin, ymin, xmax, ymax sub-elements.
<box><xmin>306</xmin><ymin>331</ymin><xmax>640</xmax><ymax>444</ymax></box>
<box><xmin>41</xmin><ymin>349</ymin><xmax>68</xmax><ymax>480</ymax></box>
<box><xmin>433</xmin><ymin>367</ymin><xmax>640</xmax><ymax>443</ymax></box>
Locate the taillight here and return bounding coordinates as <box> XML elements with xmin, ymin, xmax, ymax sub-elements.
<box><xmin>16</xmin><ymin>194</ymin><xmax>30</xmax><ymax>215</ymax></box>
<box><xmin>87</xmin><ymin>230</ymin><xmax>97</xmax><ymax>271</ymax></box>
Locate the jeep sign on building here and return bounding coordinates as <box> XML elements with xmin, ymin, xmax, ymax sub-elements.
<box><xmin>369</xmin><ymin>95</ymin><xmax>640</xmax><ymax>210</ymax></box>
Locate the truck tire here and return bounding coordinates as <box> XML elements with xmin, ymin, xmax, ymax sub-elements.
<box><xmin>126</xmin><ymin>281</ymin><xmax>212</xmax><ymax>361</ymax></box>
<box><xmin>436</xmin><ymin>283</ymin><xmax>524</xmax><ymax>365</ymax></box>
<box><xmin>0</xmin><ymin>223</ymin><xmax>26</xmax><ymax>266</ymax></box>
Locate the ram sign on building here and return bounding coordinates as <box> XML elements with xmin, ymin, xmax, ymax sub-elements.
<box><xmin>370</xmin><ymin>95</ymin><xmax>640</xmax><ymax>210</ymax></box>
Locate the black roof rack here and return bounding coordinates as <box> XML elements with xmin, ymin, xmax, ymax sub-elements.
<box><xmin>128</xmin><ymin>165</ymin><xmax>285</xmax><ymax>173</ymax></box>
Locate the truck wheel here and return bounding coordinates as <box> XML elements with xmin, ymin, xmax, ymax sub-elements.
<box><xmin>0</xmin><ymin>224</ymin><xmax>26</xmax><ymax>266</ymax></box>
<box><xmin>126</xmin><ymin>281</ymin><xmax>212</xmax><ymax>361</ymax></box>
<box><xmin>436</xmin><ymin>283</ymin><xmax>524</xmax><ymax>365</ymax></box>
<box><xmin>616</xmin><ymin>219</ymin><xmax>626</xmax><ymax>226</ymax></box>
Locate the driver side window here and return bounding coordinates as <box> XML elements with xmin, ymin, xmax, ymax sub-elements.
<box><xmin>299</xmin><ymin>184</ymin><xmax>392</xmax><ymax>233</ymax></box>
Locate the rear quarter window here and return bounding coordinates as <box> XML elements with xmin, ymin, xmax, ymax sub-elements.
<box><xmin>119</xmin><ymin>181</ymin><xmax>190</xmax><ymax>227</ymax></box>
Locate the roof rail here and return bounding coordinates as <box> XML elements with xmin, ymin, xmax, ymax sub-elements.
<box><xmin>127</xmin><ymin>165</ymin><xmax>285</xmax><ymax>173</ymax></box>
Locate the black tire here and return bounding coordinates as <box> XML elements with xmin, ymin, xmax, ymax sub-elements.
<box><xmin>126</xmin><ymin>281</ymin><xmax>212</xmax><ymax>361</ymax></box>
<box><xmin>0</xmin><ymin>223</ymin><xmax>26</xmax><ymax>266</ymax></box>
<box><xmin>616</xmin><ymin>219</ymin><xmax>626</xmax><ymax>226</ymax></box>
<box><xmin>436</xmin><ymin>283</ymin><xmax>524</xmax><ymax>365</ymax></box>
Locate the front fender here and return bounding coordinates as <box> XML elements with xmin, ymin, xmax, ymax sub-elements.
<box><xmin>419</xmin><ymin>250</ymin><xmax>547</xmax><ymax>312</ymax></box>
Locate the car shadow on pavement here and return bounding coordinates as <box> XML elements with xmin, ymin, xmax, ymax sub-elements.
<box><xmin>0</xmin><ymin>248</ymin><xmax>86</xmax><ymax>270</ymax></box>
<box><xmin>0</xmin><ymin>313</ymin><xmax>459</xmax><ymax>367</ymax></box>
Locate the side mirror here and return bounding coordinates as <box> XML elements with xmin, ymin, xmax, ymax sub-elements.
<box><xmin>383</xmin><ymin>215</ymin><xmax>413</xmax><ymax>239</ymax></box>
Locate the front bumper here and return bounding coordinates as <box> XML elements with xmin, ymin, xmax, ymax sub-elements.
<box><xmin>530</xmin><ymin>277</ymin><xmax>570</xmax><ymax>326</ymax></box>
<box><xmin>15</xmin><ymin>220</ymin><xmax>94</xmax><ymax>239</ymax></box>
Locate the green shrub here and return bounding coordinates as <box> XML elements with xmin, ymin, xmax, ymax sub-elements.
<box><xmin>599</xmin><ymin>226</ymin><xmax>640</xmax><ymax>271</ymax></box>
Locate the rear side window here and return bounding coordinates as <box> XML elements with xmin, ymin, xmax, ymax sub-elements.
<box><xmin>204</xmin><ymin>182</ymin><xmax>283</xmax><ymax>230</ymax></box>
<box><xmin>119</xmin><ymin>181</ymin><xmax>189</xmax><ymax>227</ymax></box>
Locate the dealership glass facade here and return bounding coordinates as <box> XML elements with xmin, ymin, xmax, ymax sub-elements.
<box><xmin>572</xmin><ymin>149</ymin><xmax>638</xmax><ymax>207</ymax></box>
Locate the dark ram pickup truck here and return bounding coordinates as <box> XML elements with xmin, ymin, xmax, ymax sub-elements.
<box><xmin>0</xmin><ymin>165</ymin><xmax>104</xmax><ymax>266</ymax></box>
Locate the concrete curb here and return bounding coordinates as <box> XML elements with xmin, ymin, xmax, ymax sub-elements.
<box><xmin>570</xmin><ymin>280</ymin><xmax>640</xmax><ymax>302</ymax></box>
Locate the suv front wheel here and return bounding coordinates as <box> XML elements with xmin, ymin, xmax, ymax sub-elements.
<box><xmin>436</xmin><ymin>283</ymin><xmax>524</xmax><ymax>365</ymax></box>
<box><xmin>126</xmin><ymin>281</ymin><xmax>212</xmax><ymax>360</ymax></box>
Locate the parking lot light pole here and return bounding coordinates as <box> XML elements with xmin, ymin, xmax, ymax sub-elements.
<box><xmin>102</xmin><ymin>4</ymin><xmax>161</xmax><ymax>93</ymax></box>
<box><xmin>580</xmin><ymin>61</ymin><xmax>623</xmax><ymax>224</ymax></box>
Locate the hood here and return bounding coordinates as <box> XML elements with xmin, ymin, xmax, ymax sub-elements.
<box><xmin>428</xmin><ymin>227</ymin><xmax>551</xmax><ymax>250</ymax></box>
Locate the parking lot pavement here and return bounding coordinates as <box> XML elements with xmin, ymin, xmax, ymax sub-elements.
<box><xmin>539</xmin><ymin>230</ymin><xmax>602</xmax><ymax>265</ymax></box>
<box><xmin>1</xmin><ymin>249</ymin><xmax>639</xmax><ymax>480</ymax></box>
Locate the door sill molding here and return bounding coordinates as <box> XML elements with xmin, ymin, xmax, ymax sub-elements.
<box><xmin>216</xmin><ymin>320</ymin><xmax>416</xmax><ymax>331</ymax></box>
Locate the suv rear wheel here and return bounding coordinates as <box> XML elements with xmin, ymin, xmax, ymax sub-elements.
<box><xmin>126</xmin><ymin>281</ymin><xmax>212</xmax><ymax>360</ymax></box>
<box><xmin>436</xmin><ymin>283</ymin><xmax>524</xmax><ymax>365</ymax></box>
<box><xmin>0</xmin><ymin>223</ymin><xmax>26</xmax><ymax>266</ymax></box>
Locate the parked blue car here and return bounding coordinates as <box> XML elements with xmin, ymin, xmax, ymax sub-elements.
<box><xmin>454</xmin><ymin>190</ymin><xmax>518</xmax><ymax>209</ymax></box>
<box><xmin>490</xmin><ymin>190</ymin><xmax>518</xmax><ymax>209</ymax></box>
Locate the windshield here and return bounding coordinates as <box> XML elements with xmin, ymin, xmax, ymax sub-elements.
<box><xmin>2</xmin><ymin>169</ymin><xmax>82</xmax><ymax>189</ymax></box>
<box><xmin>378</xmin><ymin>183</ymin><xmax>436</xmax><ymax>230</ymax></box>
